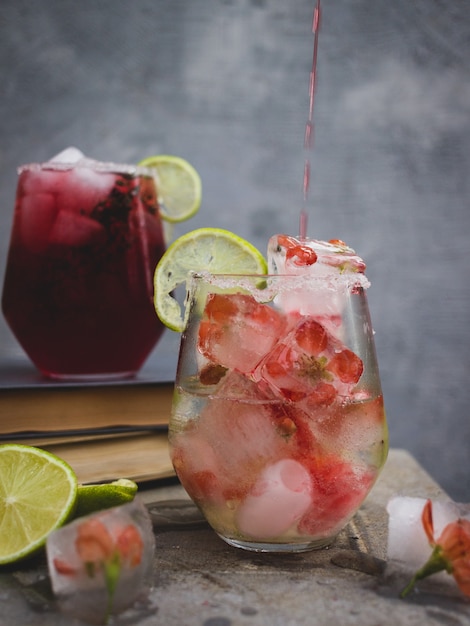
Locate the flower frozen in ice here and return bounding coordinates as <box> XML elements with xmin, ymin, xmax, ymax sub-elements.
<box><xmin>53</xmin><ymin>517</ymin><xmax>144</xmax><ymax>621</ymax></box>
<box><xmin>400</xmin><ymin>499</ymin><xmax>470</xmax><ymax>598</ymax></box>
<box><xmin>47</xmin><ymin>499</ymin><xmax>154</xmax><ymax>624</ymax></box>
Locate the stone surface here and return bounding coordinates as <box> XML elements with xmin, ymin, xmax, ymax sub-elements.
<box><xmin>0</xmin><ymin>0</ymin><xmax>469</xmax><ymax>502</ymax></box>
<box><xmin>1</xmin><ymin>449</ymin><xmax>469</xmax><ymax>626</ymax></box>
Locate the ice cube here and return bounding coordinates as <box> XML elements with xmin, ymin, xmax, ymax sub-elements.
<box><xmin>54</xmin><ymin>167</ymin><xmax>117</xmax><ymax>217</ymax></box>
<box><xmin>171</xmin><ymin>425</ymin><xmax>224</xmax><ymax>504</ymax></box>
<box><xmin>46</xmin><ymin>498</ymin><xmax>154</xmax><ymax>624</ymax></box>
<box><xmin>48</xmin><ymin>210</ymin><xmax>107</xmax><ymax>248</ymax></box>
<box><xmin>235</xmin><ymin>459</ymin><xmax>312</xmax><ymax>539</ymax></box>
<box><xmin>386</xmin><ymin>496</ymin><xmax>470</xmax><ymax>570</ymax></box>
<box><xmin>312</xmin><ymin>394</ymin><xmax>387</xmax><ymax>466</ymax></box>
<box><xmin>258</xmin><ymin>316</ymin><xmax>363</xmax><ymax>404</ymax></box>
<box><xmin>267</xmin><ymin>235</ymin><xmax>370</xmax><ymax>326</ymax></box>
<box><xmin>17</xmin><ymin>192</ymin><xmax>58</xmax><ymax>253</ymax></box>
<box><xmin>198</xmin><ymin>293</ymin><xmax>287</xmax><ymax>374</ymax></box>
<box><xmin>173</xmin><ymin>371</ymin><xmax>308</xmax><ymax>504</ymax></box>
<box><xmin>267</xmin><ymin>234</ymin><xmax>367</xmax><ymax>276</ymax></box>
<box><xmin>18</xmin><ymin>167</ymin><xmax>66</xmax><ymax>196</ymax></box>
<box><xmin>298</xmin><ymin>456</ymin><xmax>374</xmax><ymax>538</ymax></box>
<box><xmin>49</xmin><ymin>146</ymin><xmax>85</xmax><ymax>163</ymax></box>
<box><xmin>386</xmin><ymin>497</ymin><xmax>432</xmax><ymax>568</ymax></box>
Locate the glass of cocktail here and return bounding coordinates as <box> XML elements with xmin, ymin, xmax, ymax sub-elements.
<box><xmin>2</xmin><ymin>149</ymin><xmax>166</xmax><ymax>380</ymax></box>
<box><xmin>168</xmin><ymin>236</ymin><xmax>388</xmax><ymax>552</ymax></box>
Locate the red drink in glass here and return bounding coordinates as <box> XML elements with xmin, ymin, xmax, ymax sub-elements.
<box><xmin>2</xmin><ymin>155</ymin><xmax>166</xmax><ymax>380</ymax></box>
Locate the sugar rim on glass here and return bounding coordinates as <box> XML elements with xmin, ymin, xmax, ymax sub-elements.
<box><xmin>18</xmin><ymin>158</ymin><xmax>153</xmax><ymax>177</ymax></box>
<box><xmin>188</xmin><ymin>271</ymin><xmax>370</xmax><ymax>304</ymax></box>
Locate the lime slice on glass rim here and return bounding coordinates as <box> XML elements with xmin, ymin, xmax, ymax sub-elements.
<box><xmin>154</xmin><ymin>227</ymin><xmax>268</xmax><ymax>332</ymax></box>
<box><xmin>0</xmin><ymin>444</ymin><xmax>78</xmax><ymax>564</ymax></box>
<box><xmin>138</xmin><ymin>155</ymin><xmax>202</xmax><ymax>223</ymax></box>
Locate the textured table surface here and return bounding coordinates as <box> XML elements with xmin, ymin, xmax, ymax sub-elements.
<box><xmin>1</xmin><ymin>448</ymin><xmax>469</xmax><ymax>626</ymax></box>
<box><xmin>1</xmin><ymin>1</ymin><xmax>470</xmax><ymax>503</ymax></box>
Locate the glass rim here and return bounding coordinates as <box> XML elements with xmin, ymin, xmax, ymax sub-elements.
<box><xmin>17</xmin><ymin>159</ymin><xmax>153</xmax><ymax>177</ymax></box>
<box><xmin>189</xmin><ymin>270</ymin><xmax>370</xmax><ymax>290</ymax></box>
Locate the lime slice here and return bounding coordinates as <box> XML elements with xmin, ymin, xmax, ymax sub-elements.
<box><xmin>75</xmin><ymin>478</ymin><xmax>138</xmax><ymax>518</ymax></box>
<box><xmin>0</xmin><ymin>444</ymin><xmax>78</xmax><ymax>564</ymax></box>
<box><xmin>138</xmin><ymin>155</ymin><xmax>202</xmax><ymax>223</ymax></box>
<box><xmin>154</xmin><ymin>227</ymin><xmax>268</xmax><ymax>332</ymax></box>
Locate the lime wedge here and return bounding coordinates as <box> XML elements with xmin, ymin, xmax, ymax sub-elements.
<box><xmin>75</xmin><ymin>478</ymin><xmax>138</xmax><ymax>518</ymax></box>
<box><xmin>154</xmin><ymin>227</ymin><xmax>268</xmax><ymax>332</ymax></box>
<box><xmin>0</xmin><ymin>444</ymin><xmax>78</xmax><ymax>564</ymax></box>
<box><xmin>138</xmin><ymin>155</ymin><xmax>202</xmax><ymax>223</ymax></box>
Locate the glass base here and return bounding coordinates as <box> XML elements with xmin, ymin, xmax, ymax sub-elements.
<box><xmin>218</xmin><ymin>534</ymin><xmax>335</xmax><ymax>553</ymax></box>
<box><xmin>43</xmin><ymin>370</ymin><xmax>136</xmax><ymax>382</ymax></box>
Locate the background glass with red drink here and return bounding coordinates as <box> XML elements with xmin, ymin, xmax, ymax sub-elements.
<box><xmin>2</xmin><ymin>151</ymin><xmax>166</xmax><ymax>380</ymax></box>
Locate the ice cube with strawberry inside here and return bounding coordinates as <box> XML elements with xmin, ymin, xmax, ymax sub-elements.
<box><xmin>297</xmin><ymin>452</ymin><xmax>375</xmax><ymax>538</ymax></box>
<box><xmin>267</xmin><ymin>234</ymin><xmax>367</xmax><ymax>276</ymax></box>
<box><xmin>267</xmin><ymin>235</ymin><xmax>370</xmax><ymax>337</ymax></box>
<box><xmin>234</xmin><ymin>449</ymin><xmax>374</xmax><ymax>542</ymax></box>
<box><xmin>197</xmin><ymin>292</ymin><xmax>288</xmax><ymax>375</ymax></box>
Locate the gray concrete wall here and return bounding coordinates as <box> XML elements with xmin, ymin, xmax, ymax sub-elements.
<box><xmin>1</xmin><ymin>1</ymin><xmax>469</xmax><ymax>500</ymax></box>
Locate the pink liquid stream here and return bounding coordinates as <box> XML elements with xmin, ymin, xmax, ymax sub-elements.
<box><xmin>299</xmin><ymin>0</ymin><xmax>321</xmax><ymax>240</ymax></box>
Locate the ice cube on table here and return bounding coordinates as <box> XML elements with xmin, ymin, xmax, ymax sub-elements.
<box><xmin>46</xmin><ymin>498</ymin><xmax>155</xmax><ymax>624</ymax></box>
<box><xmin>236</xmin><ymin>459</ymin><xmax>312</xmax><ymax>539</ymax></box>
<box><xmin>386</xmin><ymin>496</ymin><xmax>470</xmax><ymax>570</ymax></box>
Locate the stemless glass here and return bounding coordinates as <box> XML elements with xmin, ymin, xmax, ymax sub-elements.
<box><xmin>169</xmin><ymin>271</ymin><xmax>388</xmax><ymax>553</ymax></box>
<box><xmin>2</xmin><ymin>157</ymin><xmax>166</xmax><ymax>380</ymax></box>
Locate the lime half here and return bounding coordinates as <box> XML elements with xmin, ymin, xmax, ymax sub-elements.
<box><xmin>0</xmin><ymin>444</ymin><xmax>78</xmax><ymax>564</ymax></box>
<box><xmin>138</xmin><ymin>155</ymin><xmax>202</xmax><ymax>223</ymax></box>
<box><xmin>154</xmin><ymin>227</ymin><xmax>267</xmax><ymax>332</ymax></box>
<box><xmin>75</xmin><ymin>479</ymin><xmax>138</xmax><ymax>518</ymax></box>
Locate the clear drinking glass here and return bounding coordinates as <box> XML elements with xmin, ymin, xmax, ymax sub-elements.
<box><xmin>169</xmin><ymin>271</ymin><xmax>388</xmax><ymax>553</ymax></box>
<box><xmin>2</xmin><ymin>156</ymin><xmax>166</xmax><ymax>380</ymax></box>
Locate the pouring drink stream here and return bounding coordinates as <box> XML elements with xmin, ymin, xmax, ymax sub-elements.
<box><xmin>299</xmin><ymin>0</ymin><xmax>321</xmax><ymax>239</ymax></box>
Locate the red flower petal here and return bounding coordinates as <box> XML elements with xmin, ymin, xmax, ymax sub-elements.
<box><xmin>115</xmin><ymin>524</ymin><xmax>144</xmax><ymax>567</ymax></box>
<box><xmin>75</xmin><ymin>518</ymin><xmax>114</xmax><ymax>564</ymax></box>
<box><xmin>421</xmin><ymin>499</ymin><xmax>435</xmax><ymax>546</ymax></box>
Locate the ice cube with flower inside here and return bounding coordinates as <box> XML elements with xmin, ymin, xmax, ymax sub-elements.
<box><xmin>387</xmin><ymin>496</ymin><xmax>470</xmax><ymax>598</ymax></box>
<box><xmin>258</xmin><ymin>315</ymin><xmax>364</xmax><ymax>406</ymax></box>
<box><xmin>46</xmin><ymin>498</ymin><xmax>154</xmax><ymax>624</ymax></box>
